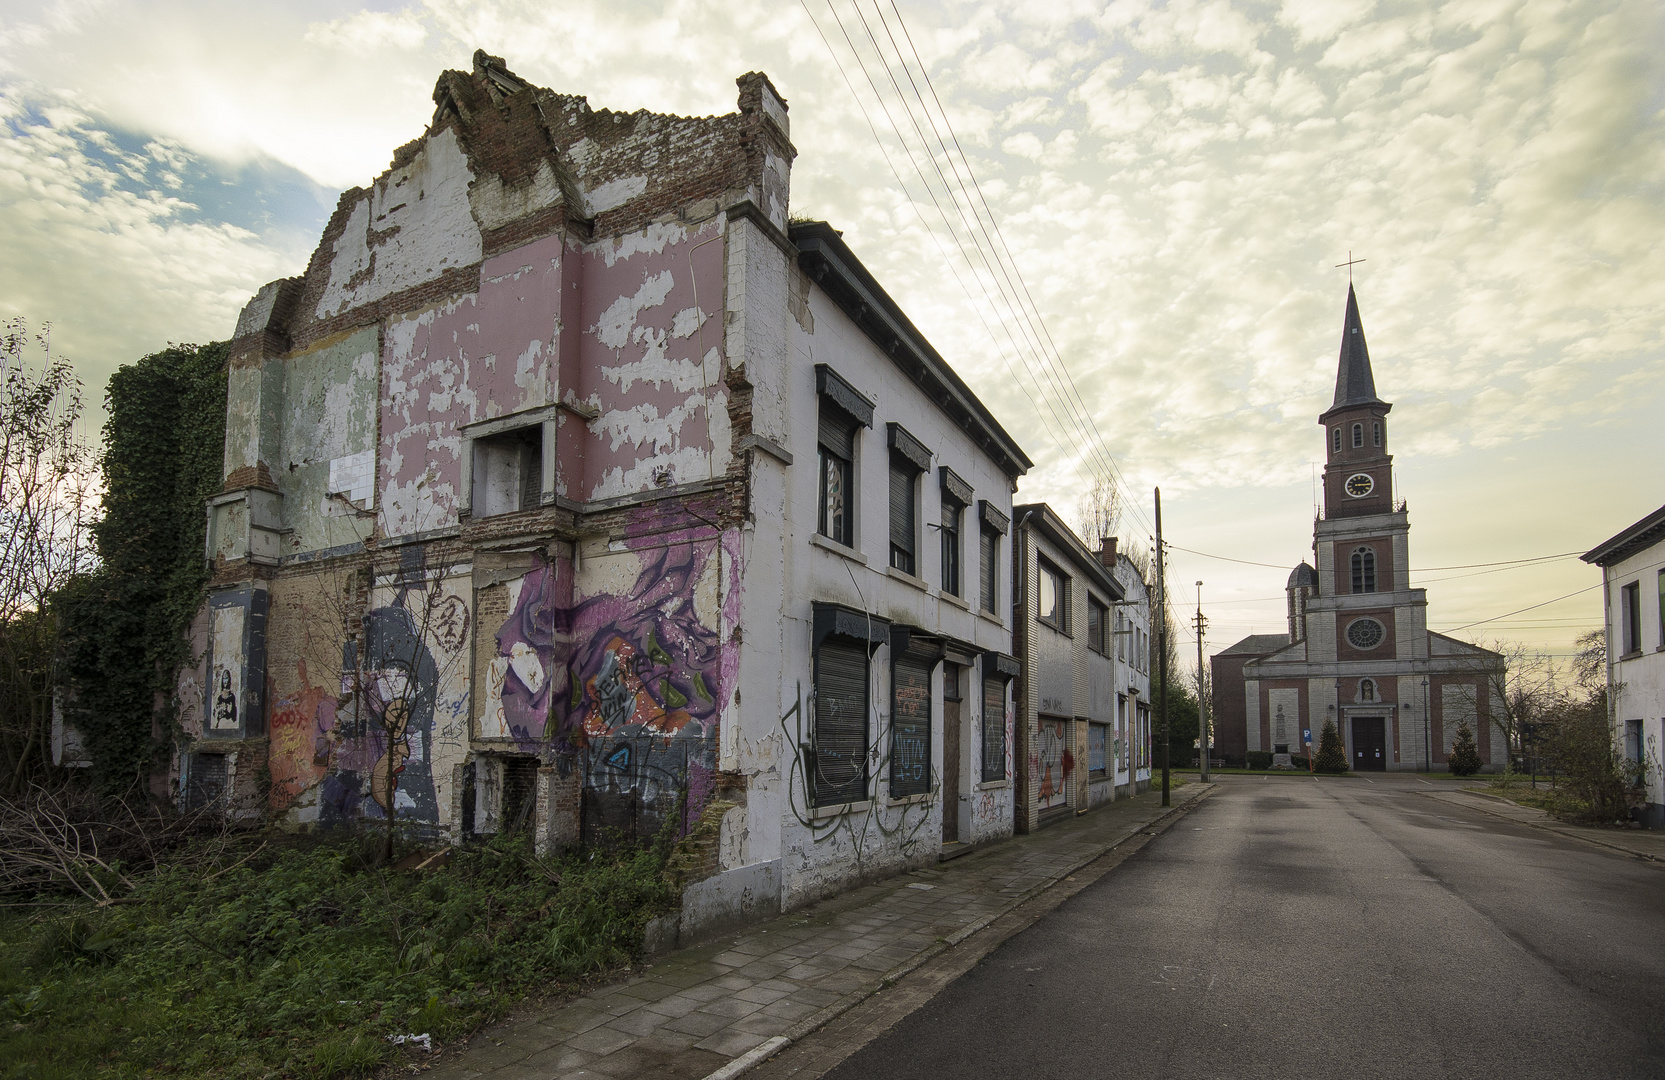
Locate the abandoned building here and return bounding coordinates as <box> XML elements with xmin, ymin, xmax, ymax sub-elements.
<box><xmin>1008</xmin><ymin>505</ymin><xmax>1152</xmax><ymax>832</ymax></box>
<box><xmin>177</xmin><ymin>52</ymin><xmax>1041</xmax><ymax>926</ymax></box>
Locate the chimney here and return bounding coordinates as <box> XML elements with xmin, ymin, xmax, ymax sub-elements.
<box><xmin>1098</xmin><ymin>537</ymin><xmax>1118</xmax><ymax>569</ymax></box>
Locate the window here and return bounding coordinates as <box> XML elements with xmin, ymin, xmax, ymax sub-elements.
<box><xmin>472</xmin><ymin>425</ymin><xmax>543</xmax><ymax>516</ymax></box>
<box><xmin>888</xmin><ymin>460</ymin><xmax>917</xmax><ymax>573</ymax></box>
<box><xmin>1116</xmin><ymin>610</ymin><xmax>1126</xmax><ymax>660</ymax></box>
<box><xmin>940</xmin><ymin>500</ymin><xmax>962</xmax><ymax>595</ymax></box>
<box><xmin>887</xmin><ymin>424</ymin><xmax>931</xmax><ymax>576</ymax></box>
<box><xmin>817</xmin><ymin>404</ymin><xmax>858</xmax><ymax>546</ymax></box>
<box><xmin>1332</xmin><ymin>427</ymin><xmax>1342</xmax><ymax>454</ymax></box>
<box><xmin>980</xmin><ymin>529</ymin><xmax>998</xmax><ymax>612</ymax></box>
<box><xmin>1351</xmin><ymin>546</ymin><xmax>1377</xmax><ymax>593</ymax></box>
<box><xmin>981</xmin><ymin>674</ymin><xmax>1007</xmax><ymax>781</ymax></box>
<box><xmin>1088</xmin><ymin>597</ymin><xmax>1108</xmax><ymax>655</ymax></box>
<box><xmin>1352</xmin><ymin>422</ymin><xmax>1363</xmax><ymax>448</ymax></box>
<box><xmin>1089</xmin><ymin>723</ymin><xmax>1108</xmax><ymax>777</ymax></box>
<box><xmin>1625</xmin><ymin>719</ymin><xmax>1644</xmax><ymax>764</ymax></box>
<box><xmin>1372</xmin><ymin>421</ymin><xmax>1382</xmax><ymax>447</ymax></box>
<box><xmin>813</xmin><ymin>637</ymin><xmax>869</xmax><ymax>805</ymax></box>
<box><xmin>1117</xmin><ymin>695</ymin><xmax>1129</xmax><ymax>770</ymax></box>
<box><xmin>1622</xmin><ymin>581</ymin><xmax>1642</xmax><ymax>655</ymax></box>
<box><xmin>1658</xmin><ymin>570</ymin><xmax>1665</xmax><ymax>648</ymax></box>
<box><xmin>1346</xmin><ymin>617</ymin><xmax>1386</xmax><ymax>651</ymax></box>
<box><xmin>890</xmin><ymin>650</ymin><xmax>932</xmax><ymax>797</ymax></box>
<box><xmin>184</xmin><ymin>752</ymin><xmax>229</xmax><ymax>811</ymax></box>
<box><xmin>1037</xmin><ymin>561</ymin><xmax>1069</xmax><ymax>632</ymax></box>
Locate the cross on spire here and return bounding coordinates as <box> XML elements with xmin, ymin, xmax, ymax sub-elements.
<box><xmin>1335</xmin><ymin>251</ymin><xmax>1366</xmax><ymax>283</ymax></box>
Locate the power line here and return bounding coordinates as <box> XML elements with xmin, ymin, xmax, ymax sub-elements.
<box><xmin>1169</xmin><ymin>544</ymin><xmax>1584</xmax><ymax>574</ymax></box>
<box><xmin>1439</xmin><ymin>582</ymin><xmax>1603</xmax><ymax>634</ymax></box>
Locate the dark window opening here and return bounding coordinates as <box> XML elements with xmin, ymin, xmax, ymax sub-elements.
<box><xmin>1332</xmin><ymin>428</ymin><xmax>1341</xmax><ymax>454</ymax></box>
<box><xmin>818</xmin><ymin>407</ymin><xmax>858</xmax><ymax>546</ymax></box>
<box><xmin>1352</xmin><ymin>423</ymin><xmax>1363</xmax><ymax>448</ymax></box>
<box><xmin>472</xmin><ymin>425</ymin><xmax>543</xmax><ymax>516</ymax></box>
<box><xmin>1372</xmin><ymin>421</ymin><xmax>1382</xmax><ymax>447</ymax></box>
<box><xmin>1351</xmin><ymin>546</ymin><xmax>1377</xmax><ymax>594</ymax></box>
<box><xmin>940</xmin><ymin>497</ymin><xmax>964</xmax><ymax>596</ymax></box>
<box><xmin>814</xmin><ymin>638</ymin><xmax>869</xmax><ymax>805</ymax></box>
<box><xmin>1088</xmin><ymin>597</ymin><xmax>1108</xmax><ymax>655</ymax></box>
<box><xmin>184</xmin><ymin>753</ymin><xmax>228</xmax><ymax>811</ymax></box>
<box><xmin>1622</xmin><ymin>581</ymin><xmax>1642</xmax><ymax>654</ymax></box>
<box><xmin>500</xmin><ymin>757</ymin><xmax>539</xmax><ymax>834</ymax></box>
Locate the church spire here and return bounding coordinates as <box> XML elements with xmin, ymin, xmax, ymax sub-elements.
<box><xmin>1329</xmin><ymin>284</ymin><xmax>1387</xmax><ymax>413</ymax></box>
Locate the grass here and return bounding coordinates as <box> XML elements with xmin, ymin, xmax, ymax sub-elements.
<box><xmin>0</xmin><ymin>831</ymin><xmax>676</xmax><ymax>1079</ymax></box>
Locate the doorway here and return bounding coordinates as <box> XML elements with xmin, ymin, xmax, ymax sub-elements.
<box><xmin>1351</xmin><ymin>716</ymin><xmax>1386</xmax><ymax>772</ymax></box>
<box><xmin>942</xmin><ymin>664</ymin><xmax>961</xmax><ymax>843</ymax></box>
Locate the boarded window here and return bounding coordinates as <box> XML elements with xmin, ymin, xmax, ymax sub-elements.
<box><xmin>889</xmin><ymin>459</ymin><xmax>917</xmax><ymax>574</ymax></box>
<box><xmin>890</xmin><ymin>652</ymin><xmax>932</xmax><ymax>797</ymax></box>
<box><xmin>814</xmin><ymin>638</ymin><xmax>869</xmax><ymax>805</ymax></box>
<box><xmin>185</xmin><ymin>753</ymin><xmax>228</xmax><ymax>811</ymax></box>
<box><xmin>981</xmin><ymin>675</ymin><xmax>1006</xmax><ymax>782</ymax></box>
<box><xmin>979</xmin><ymin>528</ymin><xmax>998</xmax><ymax>613</ymax></box>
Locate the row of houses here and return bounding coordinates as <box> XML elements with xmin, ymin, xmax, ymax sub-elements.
<box><xmin>155</xmin><ymin>55</ymin><xmax>1155</xmax><ymax>931</ymax></box>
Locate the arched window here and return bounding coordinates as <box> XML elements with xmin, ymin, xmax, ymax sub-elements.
<box><xmin>1372</xmin><ymin>421</ymin><xmax>1382</xmax><ymax>447</ymax></box>
<box><xmin>1360</xmin><ymin>678</ymin><xmax>1376</xmax><ymax>701</ymax></box>
<box><xmin>1351</xmin><ymin>546</ymin><xmax>1376</xmax><ymax>593</ymax></box>
<box><xmin>1332</xmin><ymin>428</ymin><xmax>1341</xmax><ymax>453</ymax></box>
<box><xmin>1352</xmin><ymin>423</ymin><xmax>1364</xmax><ymax>448</ymax></box>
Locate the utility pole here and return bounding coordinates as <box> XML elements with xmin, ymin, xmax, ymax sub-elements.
<box><xmin>1155</xmin><ymin>487</ymin><xmax>1169</xmax><ymax>807</ymax></box>
<box><xmin>1195</xmin><ymin>581</ymin><xmax>1208</xmax><ymax>782</ymax></box>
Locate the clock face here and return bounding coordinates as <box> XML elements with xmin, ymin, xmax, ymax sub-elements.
<box><xmin>1345</xmin><ymin>473</ymin><xmax>1375</xmax><ymax>498</ymax></box>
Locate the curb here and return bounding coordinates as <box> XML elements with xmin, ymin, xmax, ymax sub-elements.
<box><xmin>1429</xmin><ymin>790</ymin><xmax>1663</xmax><ymax>865</ymax></box>
<box><xmin>696</xmin><ymin>784</ymin><xmax>1216</xmax><ymax>1080</ymax></box>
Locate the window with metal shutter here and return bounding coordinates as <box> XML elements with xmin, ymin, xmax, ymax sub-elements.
<box><xmin>981</xmin><ymin>676</ymin><xmax>1006</xmax><ymax>781</ymax></box>
<box><xmin>814</xmin><ymin>638</ymin><xmax>869</xmax><ymax>805</ymax></box>
<box><xmin>889</xmin><ymin>461</ymin><xmax>916</xmax><ymax>574</ymax></box>
<box><xmin>819</xmin><ymin>408</ymin><xmax>855</xmax><ymax>459</ymax></box>
<box><xmin>980</xmin><ymin>529</ymin><xmax>996</xmax><ymax>612</ymax></box>
<box><xmin>890</xmin><ymin>652</ymin><xmax>932</xmax><ymax>797</ymax></box>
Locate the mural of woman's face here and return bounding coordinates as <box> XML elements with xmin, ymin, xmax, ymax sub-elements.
<box><xmin>220</xmin><ymin>669</ymin><xmax>232</xmax><ymax>691</ymax></box>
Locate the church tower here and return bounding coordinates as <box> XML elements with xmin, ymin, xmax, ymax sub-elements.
<box><xmin>1212</xmin><ymin>281</ymin><xmax>1504</xmax><ymax>773</ymax></box>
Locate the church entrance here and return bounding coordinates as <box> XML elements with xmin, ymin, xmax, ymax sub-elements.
<box><xmin>1351</xmin><ymin>717</ymin><xmax>1386</xmax><ymax>771</ymax></box>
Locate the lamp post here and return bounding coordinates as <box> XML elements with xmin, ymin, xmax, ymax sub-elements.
<box><xmin>1422</xmin><ymin>677</ymin><xmax>1431</xmax><ymax>775</ymax></box>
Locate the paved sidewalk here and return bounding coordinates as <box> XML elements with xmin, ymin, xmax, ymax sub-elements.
<box><xmin>422</xmin><ymin>783</ymin><xmax>1213</xmax><ymax>1080</ymax></box>
<box><xmin>1431</xmin><ymin>788</ymin><xmax>1665</xmax><ymax>863</ymax></box>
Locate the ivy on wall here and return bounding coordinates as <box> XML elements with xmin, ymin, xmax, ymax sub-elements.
<box><xmin>59</xmin><ymin>342</ymin><xmax>229</xmax><ymax>791</ymax></box>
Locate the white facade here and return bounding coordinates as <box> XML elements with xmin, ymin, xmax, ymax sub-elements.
<box><xmin>726</xmin><ymin>221</ymin><xmax>1029</xmax><ymax>911</ymax></box>
<box><xmin>1585</xmin><ymin>506</ymin><xmax>1665</xmax><ymax>827</ymax></box>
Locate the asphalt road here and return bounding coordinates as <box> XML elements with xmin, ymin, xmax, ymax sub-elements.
<box><xmin>816</xmin><ymin>776</ymin><xmax>1665</xmax><ymax>1080</ymax></box>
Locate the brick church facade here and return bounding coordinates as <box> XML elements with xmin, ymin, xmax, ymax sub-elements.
<box><xmin>1212</xmin><ymin>287</ymin><xmax>1504</xmax><ymax>772</ymax></box>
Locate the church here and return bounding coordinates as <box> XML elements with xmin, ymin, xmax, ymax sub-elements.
<box><xmin>1212</xmin><ymin>286</ymin><xmax>1505</xmax><ymax>772</ymax></box>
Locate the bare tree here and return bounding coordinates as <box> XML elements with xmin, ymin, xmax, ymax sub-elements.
<box><xmin>0</xmin><ymin>320</ymin><xmax>96</xmax><ymax>792</ymax></box>
<box><xmin>1076</xmin><ymin>475</ymin><xmax>1121</xmax><ymax>552</ymax></box>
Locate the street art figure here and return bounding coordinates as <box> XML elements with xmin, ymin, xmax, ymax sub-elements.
<box><xmin>212</xmin><ymin>668</ymin><xmax>238</xmax><ymax>730</ymax></box>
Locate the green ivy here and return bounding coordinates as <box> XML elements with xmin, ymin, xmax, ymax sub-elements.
<box><xmin>58</xmin><ymin>342</ymin><xmax>229</xmax><ymax>791</ymax></box>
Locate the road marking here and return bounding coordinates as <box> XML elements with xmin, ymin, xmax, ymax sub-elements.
<box><xmin>1365</xmin><ymin>778</ymin><xmax>1375</xmax><ymax>784</ymax></box>
<box><xmin>1417</xmin><ymin>778</ymin><xmax>1433</xmax><ymax>785</ymax></box>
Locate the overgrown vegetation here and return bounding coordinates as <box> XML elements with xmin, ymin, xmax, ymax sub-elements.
<box><xmin>0</xmin><ymin>826</ymin><xmax>677</xmax><ymax>1079</ymax></box>
<box><xmin>57</xmin><ymin>342</ymin><xmax>229</xmax><ymax>791</ymax></box>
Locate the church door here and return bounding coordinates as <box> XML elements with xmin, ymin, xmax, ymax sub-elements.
<box><xmin>1352</xmin><ymin>717</ymin><xmax>1387</xmax><ymax>772</ymax></box>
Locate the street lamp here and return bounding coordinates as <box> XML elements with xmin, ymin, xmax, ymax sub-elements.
<box><xmin>1422</xmin><ymin>677</ymin><xmax>1431</xmax><ymax>775</ymax></box>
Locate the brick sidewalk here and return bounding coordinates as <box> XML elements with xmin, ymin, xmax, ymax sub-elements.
<box><xmin>1432</xmin><ymin>789</ymin><xmax>1665</xmax><ymax>863</ymax></box>
<box><xmin>420</xmin><ymin>783</ymin><xmax>1213</xmax><ymax>1080</ymax></box>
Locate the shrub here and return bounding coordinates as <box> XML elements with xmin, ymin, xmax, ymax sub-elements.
<box><xmin>1314</xmin><ymin>720</ymin><xmax>1348</xmax><ymax>774</ymax></box>
<box><xmin>1246</xmin><ymin>751</ymin><xmax>1273</xmax><ymax>770</ymax></box>
<box><xmin>1447</xmin><ymin>720</ymin><xmax>1482</xmax><ymax>776</ymax></box>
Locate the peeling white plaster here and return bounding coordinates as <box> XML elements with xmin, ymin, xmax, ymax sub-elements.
<box><xmin>317</xmin><ymin>128</ymin><xmax>482</xmax><ymax>320</ymax></box>
<box><xmin>595</xmin><ymin>270</ymin><xmax>674</xmax><ymax>349</ymax></box>
<box><xmin>470</xmin><ymin>158</ymin><xmax>564</xmax><ymax>232</ymax></box>
<box><xmin>600</xmin><ymin>336</ymin><xmax>716</xmax><ymax>394</ymax></box>
<box><xmin>599</xmin><ymin>221</ymin><xmax>691</xmax><ymax>268</ymax></box>
<box><xmin>585</xmin><ymin>174</ymin><xmax>646</xmax><ymax>215</ymax></box>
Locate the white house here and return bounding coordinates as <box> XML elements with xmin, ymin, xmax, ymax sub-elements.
<box><xmin>1583</xmin><ymin>504</ymin><xmax>1665</xmax><ymax>828</ymax></box>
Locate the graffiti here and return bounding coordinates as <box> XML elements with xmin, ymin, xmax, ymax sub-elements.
<box><xmin>1035</xmin><ymin>717</ymin><xmax>1071</xmax><ymax>810</ymax></box>
<box><xmin>209</xmin><ymin>602</ymin><xmax>245</xmax><ymax>732</ymax></box>
<box><xmin>212</xmin><ymin>669</ymin><xmax>238</xmax><ymax>730</ymax></box>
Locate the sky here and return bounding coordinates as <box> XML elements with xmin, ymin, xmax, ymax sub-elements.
<box><xmin>2</xmin><ymin>0</ymin><xmax>1662</xmax><ymax>674</ymax></box>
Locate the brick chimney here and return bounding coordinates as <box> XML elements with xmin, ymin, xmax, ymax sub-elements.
<box><xmin>1098</xmin><ymin>537</ymin><xmax>1118</xmax><ymax>569</ymax></box>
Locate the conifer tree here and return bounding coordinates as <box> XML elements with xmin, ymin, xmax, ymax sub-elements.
<box><xmin>1447</xmin><ymin>719</ymin><xmax>1482</xmax><ymax>776</ymax></box>
<box><xmin>1314</xmin><ymin>719</ymin><xmax>1348</xmax><ymax>773</ymax></box>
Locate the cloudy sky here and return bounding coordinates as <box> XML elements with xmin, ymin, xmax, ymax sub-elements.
<box><xmin>3</xmin><ymin>0</ymin><xmax>1661</xmax><ymax>668</ymax></box>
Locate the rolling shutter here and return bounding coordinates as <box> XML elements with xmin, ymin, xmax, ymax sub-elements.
<box><xmin>814</xmin><ymin>638</ymin><xmax>869</xmax><ymax>805</ymax></box>
<box><xmin>818</xmin><ymin>409</ymin><xmax>855</xmax><ymax>460</ymax></box>
<box><xmin>980</xmin><ymin>529</ymin><xmax>996</xmax><ymax>612</ymax></box>
<box><xmin>890</xmin><ymin>652</ymin><xmax>932</xmax><ymax>797</ymax></box>
<box><xmin>889</xmin><ymin>461</ymin><xmax>916</xmax><ymax>573</ymax></box>
<box><xmin>981</xmin><ymin>676</ymin><xmax>1006</xmax><ymax>781</ymax></box>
